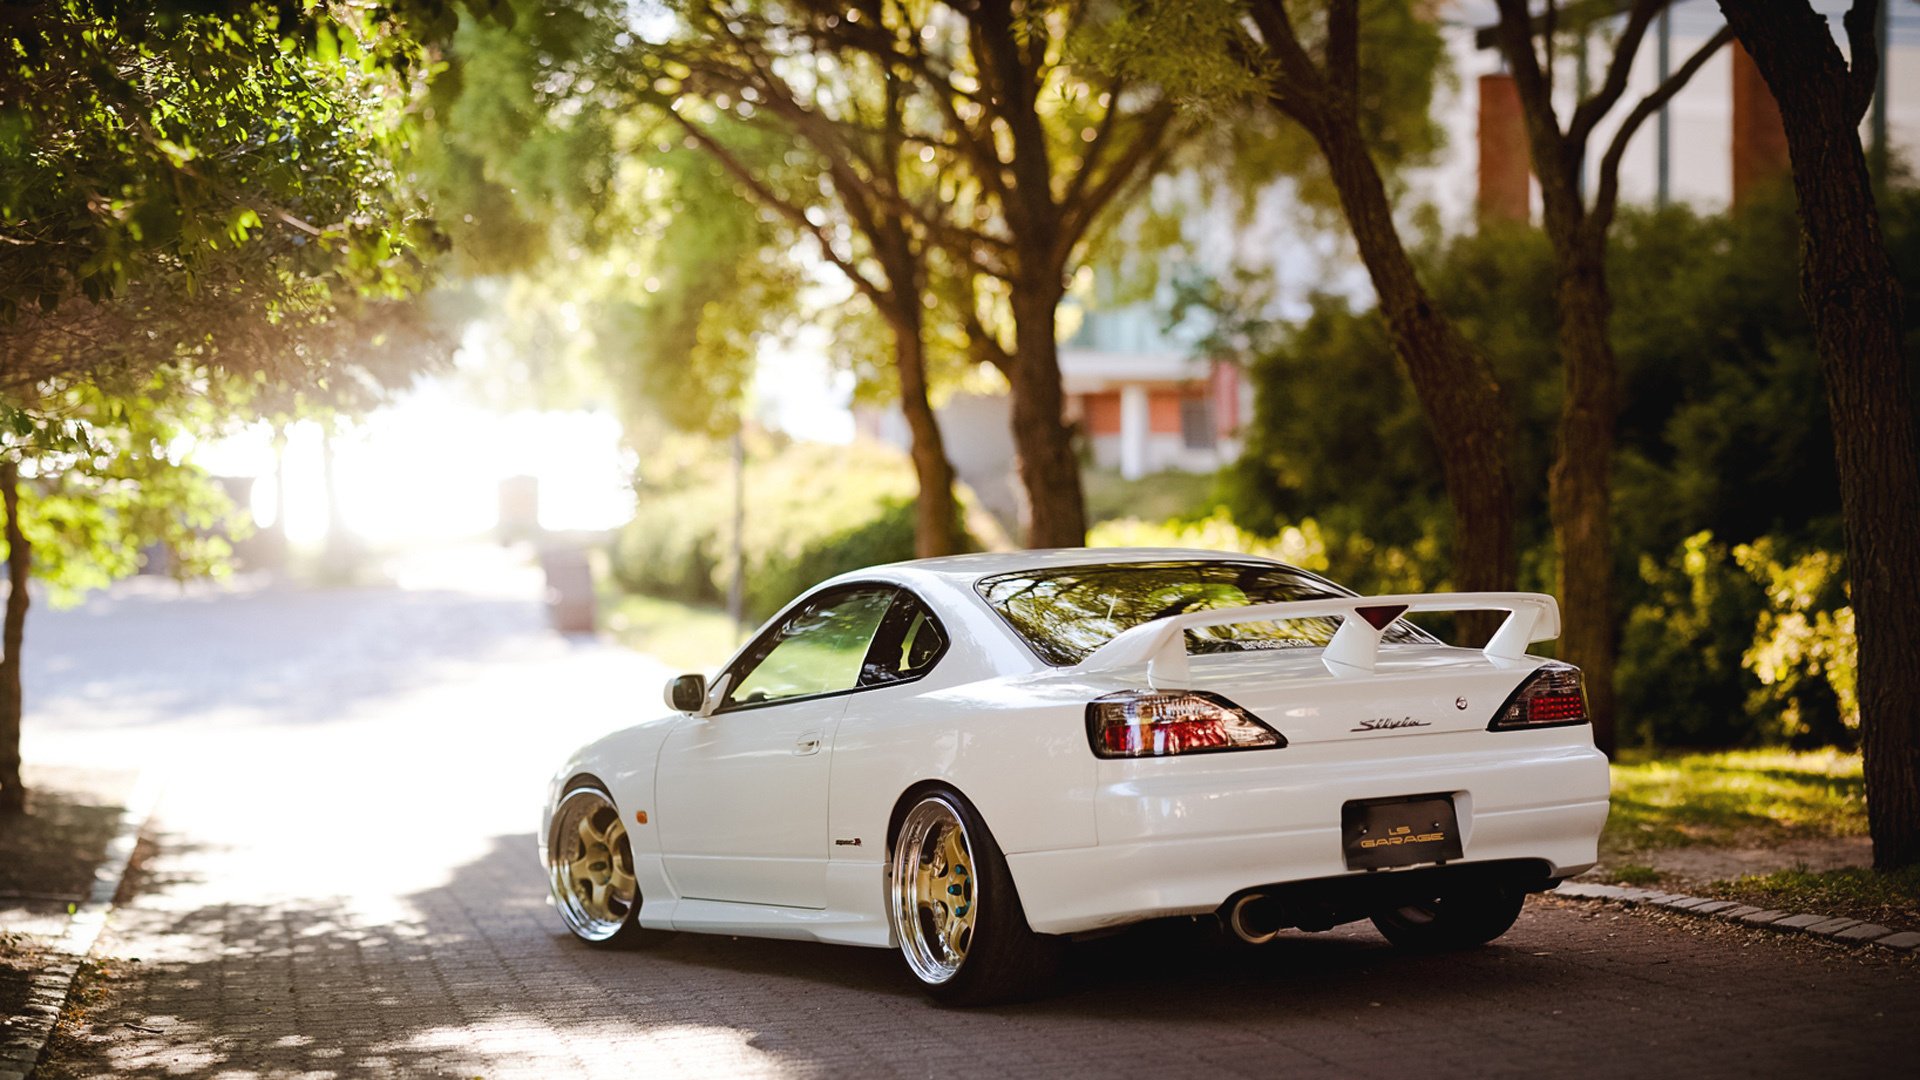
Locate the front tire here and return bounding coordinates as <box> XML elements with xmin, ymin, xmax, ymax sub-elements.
<box><xmin>547</xmin><ymin>781</ymin><xmax>656</xmax><ymax>948</ymax></box>
<box><xmin>1370</xmin><ymin>882</ymin><xmax>1526</xmax><ymax>951</ymax></box>
<box><xmin>889</xmin><ymin>790</ymin><xmax>1063</xmax><ymax>1005</ymax></box>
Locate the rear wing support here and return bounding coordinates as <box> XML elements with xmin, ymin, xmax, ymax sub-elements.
<box><xmin>1074</xmin><ymin>592</ymin><xmax>1562</xmax><ymax>689</ymax></box>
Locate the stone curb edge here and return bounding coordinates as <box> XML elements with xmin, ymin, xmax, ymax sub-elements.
<box><xmin>1553</xmin><ymin>881</ymin><xmax>1920</xmax><ymax>952</ymax></box>
<box><xmin>0</xmin><ymin>773</ymin><xmax>163</xmax><ymax>1080</ymax></box>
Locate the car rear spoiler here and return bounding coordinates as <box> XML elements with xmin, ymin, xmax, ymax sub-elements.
<box><xmin>1074</xmin><ymin>592</ymin><xmax>1562</xmax><ymax>688</ymax></box>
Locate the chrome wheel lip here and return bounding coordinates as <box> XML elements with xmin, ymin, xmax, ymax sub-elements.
<box><xmin>547</xmin><ymin>785</ymin><xmax>639</xmax><ymax>942</ymax></box>
<box><xmin>890</xmin><ymin>794</ymin><xmax>977</xmax><ymax>986</ymax></box>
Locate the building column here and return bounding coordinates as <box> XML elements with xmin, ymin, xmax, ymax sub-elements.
<box><xmin>1477</xmin><ymin>72</ymin><xmax>1530</xmax><ymax>223</ymax></box>
<box><xmin>1731</xmin><ymin>42</ymin><xmax>1790</xmax><ymax>207</ymax></box>
<box><xmin>1119</xmin><ymin>383</ymin><xmax>1149</xmax><ymax>481</ymax></box>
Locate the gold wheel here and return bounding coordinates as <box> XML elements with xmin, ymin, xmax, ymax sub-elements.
<box><xmin>548</xmin><ymin>785</ymin><xmax>639</xmax><ymax>941</ymax></box>
<box><xmin>890</xmin><ymin>794</ymin><xmax>978</xmax><ymax>985</ymax></box>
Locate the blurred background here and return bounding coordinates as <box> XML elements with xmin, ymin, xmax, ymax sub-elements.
<box><xmin>4</xmin><ymin>0</ymin><xmax>1917</xmax><ymax>779</ymax></box>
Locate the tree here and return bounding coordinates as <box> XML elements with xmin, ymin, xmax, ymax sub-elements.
<box><xmin>0</xmin><ymin>2</ymin><xmax>450</xmax><ymax>813</ymax></box>
<box><xmin>1490</xmin><ymin>0</ymin><xmax>1731</xmax><ymax>753</ymax></box>
<box><xmin>787</xmin><ymin>0</ymin><xmax>1189</xmax><ymax>547</ymax></box>
<box><xmin>1713</xmin><ymin>0</ymin><xmax>1920</xmax><ymax>868</ymax></box>
<box><xmin>640</xmin><ymin>1</ymin><xmax>970</xmax><ymax>555</ymax></box>
<box><xmin>1122</xmin><ymin>1</ymin><xmax>1520</xmax><ymax>634</ymax></box>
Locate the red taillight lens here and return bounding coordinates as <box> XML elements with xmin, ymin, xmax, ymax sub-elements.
<box><xmin>1490</xmin><ymin>663</ymin><xmax>1590</xmax><ymax>731</ymax></box>
<box><xmin>1086</xmin><ymin>691</ymin><xmax>1285</xmax><ymax>758</ymax></box>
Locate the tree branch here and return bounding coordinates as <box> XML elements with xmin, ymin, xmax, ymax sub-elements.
<box><xmin>1568</xmin><ymin>0</ymin><xmax>1662</xmax><ymax>146</ymax></box>
<box><xmin>1493</xmin><ymin>0</ymin><xmax>1565</xmax><ymax>146</ymax></box>
<box><xmin>665</xmin><ymin>110</ymin><xmax>890</xmax><ymax>310</ymax></box>
<box><xmin>1592</xmin><ymin>23</ymin><xmax>1732</xmax><ymax>233</ymax></box>
<box><xmin>1061</xmin><ymin>72</ymin><xmax>1126</xmax><ymax>212</ymax></box>
<box><xmin>1325</xmin><ymin>0</ymin><xmax>1358</xmax><ymax>107</ymax></box>
<box><xmin>1057</xmin><ymin>99</ymin><xmax>1179</xmax><ymax>266</ymax></box>
<box><xmin>1245</xmin><ymin>0</ymin><xmax>1328</xmax><ymax>131</ymax></box>
<box><xmin>1842</xmin><ymin>0</ymin><xmax>1881</xmax><ymax>125</ymax></box>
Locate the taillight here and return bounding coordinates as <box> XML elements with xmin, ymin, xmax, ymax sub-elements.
<box><xmin>1490</xmin><ymin>663</ymin><xmax>1590</xmax><ymax>730</ymax></box>
<box><xmin>1086</xmin><ymin>691</ymin><xmax>1285</xmax><ymax>758</ymax></box>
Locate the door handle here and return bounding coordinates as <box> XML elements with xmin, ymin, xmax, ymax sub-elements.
<box><xmin>794</xmin><ymin>732</ymin><xmax>822</xmax><ymax>756</ymax></box>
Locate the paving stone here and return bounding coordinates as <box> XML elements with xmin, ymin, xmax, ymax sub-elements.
<box><xmin>1806</xmin><ymin>917</ymin><xmax>1864</xmax><ymax>936</ymax></box>
<box><xmin>1718</xmin><ymin>905</ymin><xmax>1764</xmax><ymax>919</ymax></box>
<box><xmin>1739</xmin><ymin>909</ymin><xmax>1789</xmax><ymax>925</ymax></box>
<box><xmin>1872</xmin><ymin>931</ymin><xmax>1920</xmax><ymax>950</ymax></box>
<box><xmin>1772</xmin><ymin>913</ymin><xmax>1831</xmax><ymax>930</ymax></box>
<box><xmin>1667</xmin><ymin>897</ymin><xmax>1714</xmax><ymax>910</ymax></box>
<box><xmin>1691</xmin><ymin>901</ymin><xmax>1738</xmax><ymax>915</ymax></box>
<box><xmin>1833</xmin><ymin>924</ymin><xmax>1894</xmax><ymax>943</ymax></box>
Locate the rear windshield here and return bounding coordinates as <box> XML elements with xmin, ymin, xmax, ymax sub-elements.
<box><xmin>975</xmin><ymin>560</ymin><xmax>1437</xmax><ymax>666</ymax></box>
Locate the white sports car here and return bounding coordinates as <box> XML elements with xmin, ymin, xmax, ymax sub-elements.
<box><xmin>540</xmin><ymin>549</ymin><xmax>1610</xmax><ymax>1004</ymax></box>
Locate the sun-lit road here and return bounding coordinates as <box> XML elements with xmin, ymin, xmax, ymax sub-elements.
<box><xmin>22</xmin><ymin>550</ymin><xmax>1919</xmax><ymax>1079</ymax></box>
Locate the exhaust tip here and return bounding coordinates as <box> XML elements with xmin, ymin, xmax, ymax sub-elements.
<box><xmin>1227</xmin><ymin>893</ymin><xmax>1283</xmax><ymax>945</ymax></box>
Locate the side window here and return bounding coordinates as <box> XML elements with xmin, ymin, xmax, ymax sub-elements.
<box><xmin>721</xmin><ymin>587</ymin><xmax>895</xmax><ymax>710</ymax></box>
<box><xmin>859</xmin><ymin>590</ymin><xmax>949</xmax><ymax>687</ymax></box>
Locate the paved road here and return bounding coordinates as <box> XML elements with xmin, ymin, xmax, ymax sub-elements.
<box><xmin>21</xmin><ymin>552</ymin><xmax>1919</xmax><ymax>1079</ymax></box>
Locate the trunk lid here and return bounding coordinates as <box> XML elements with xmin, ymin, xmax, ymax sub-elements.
<box><xmin>1176</xmin><ymin>645</ymin><xmax>1536</xmax><ymax>746</ymax></box>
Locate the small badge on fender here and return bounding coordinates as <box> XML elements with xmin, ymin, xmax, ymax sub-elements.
<box><xmin>834</xmin><ymin>837</ymin><xmax>862</xmax><ymax>847</ymax></box>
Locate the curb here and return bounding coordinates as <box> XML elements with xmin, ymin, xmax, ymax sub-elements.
<box><xmin>1554</xmin><ymin>881</ymin><xmax>1920</xmax><ymax>952</ymax></box>
<box><xmin>0</xmin><ymin>774</ymin><xmax>162</xmax><ymax>1080</ymax></box>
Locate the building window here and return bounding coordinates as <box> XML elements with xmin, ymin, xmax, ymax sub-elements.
<box><xmin>1179</xmin><ymin>397</ymin><xmax>1215</xmax><ymax>450</ymax></box>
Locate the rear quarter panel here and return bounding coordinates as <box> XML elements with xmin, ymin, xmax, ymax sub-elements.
<box><xmin>829</xmin><ymin>672</ymin><xmax>1099</xmax><ymax>862</ymax></box>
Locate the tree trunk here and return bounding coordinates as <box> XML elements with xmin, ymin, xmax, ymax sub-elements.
<box><xmin>1547</xmin><ymin>246</ymin><xmax>1620</xmax><ymax>755</ymax></box>
<box><xmin>1008</xmin><ymin>284</ymin><xmax>1088</xmax><ymax>548</ymax></box>
<box><xmin>1310</xmin><ymin>111</ymin><xmax>1518</xmax><ymax>631</ymax></box>
<box><xmin>0</xmin><ymin>460</ymin><xmax>29</xmax><ymax>816</ymax></box>
<box><xmin>890</xmin><ymin>308</ymin><xmax>964</xmax><ymax>557</ymax></box>
<box><xmin>1719</xmin><ymin>0</ymin><xmax>1920</xmax><ymax>868</ymax></box>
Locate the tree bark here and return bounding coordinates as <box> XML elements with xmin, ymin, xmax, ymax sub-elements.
<box><xmin>0</xmin><ymin>459</ymin><xmax>29</xmax><ymax>816</ymax></box>
<box><xmin>966</xmin><ymin>0</ymin><xmax>1091</xmax><ymax>549</ymax></box>
<box><xmin>1547</xmin><ymin>243</ymin><xmax>1620</xmax><ymax>754</ymax></box>
<box><xmin>1719</xmin><ymin>0</ymin><xmax>1920</xmax><ymax>868</ymax></box>
<box><xmin>889</xmin><ymin>306</ymin><xmax>964</xmax><ymax>557</ymax></box>
<box><xmin>1310</xmin><ymin>110</ymin><xmax>1519</xmax><ymax>628</ymax></box>
<box><xmin>1008</xmin><ymin>284</ymin><xmax>1089</xmax><ymax>548</ymax></box>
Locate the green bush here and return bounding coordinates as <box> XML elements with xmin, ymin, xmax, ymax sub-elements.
<box><xmin>612</xmin><ymin>440</ymin><xmax>965</xmax><ymax>623</ymax></box>
<box><xmin>1618</xmin><ymin>532</ymin><xmax>1767</xmax><ymax>748</ymax></box>
<box><xmin>1618</xmin><ymin>531</ymin><xmax>1856</xmax><ymax>750</ymax></box>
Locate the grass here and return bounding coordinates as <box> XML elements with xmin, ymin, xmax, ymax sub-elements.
<box><xmin>601</xmin><ymin>591</ymin><xmax>746</xmax><ymax>673</ymax></box>
<box><xmin>1607</xmin><ymin>863</ymin><xmax>1665</xmax><ymax>886</ymax></box>
<box><xmin>1083</xmin><ymin>469</ymin><xmax>1218</xmax><ymax>526</ymax></box>
<box><xmin>1717</xmin><ymin>865</ymin><xmax>1920</xmax><ymax>929</ymax></box>
<box><xmin>1603</xmin><ymin>748</ymin><xmax>1865</xmax><ymax>856</ymax></box>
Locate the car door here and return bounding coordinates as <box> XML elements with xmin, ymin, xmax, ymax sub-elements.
<box><xmin>655</xmin><ymin>585</ymin><xmax>898</xmax><ymax>909</ymax></box>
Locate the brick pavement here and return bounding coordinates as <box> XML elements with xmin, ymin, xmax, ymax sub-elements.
<box><xmin>20</xmin><ymin>558</ymin><xmax>1920</xmax><ymax>1079</ymax></box>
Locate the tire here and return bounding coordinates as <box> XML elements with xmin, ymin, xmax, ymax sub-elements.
<box><xmin>888</xmin><ymin>789</ymin><xmax>1065</xmax><ymax>1005</ymax></box>
<box><xmin>1369</xmin><ymin>882</ymin><xmax>1526</xmax><ymax>951</ymax></box>
<box><xmin>547</xmin><ymin>780</ymin><xmax>660</xmax><ymax>948</ymax></box>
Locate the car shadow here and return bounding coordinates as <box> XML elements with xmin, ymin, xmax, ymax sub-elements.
<box><xmin>46</xmin><ymin>828</ymin><xmax>1920</xmax><ymax>1080</ymax></box>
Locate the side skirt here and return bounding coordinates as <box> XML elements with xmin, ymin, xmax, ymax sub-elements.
<box><xmin>637</xmin><ymin>860</ymin><xmax>894</xmax><ymax>948</ymax></box>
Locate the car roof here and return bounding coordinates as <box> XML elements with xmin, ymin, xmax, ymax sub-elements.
<box><xmin>850</xmin><ymin>547</ymin><xmax>1291</xmax><ymax>589</ymax></box>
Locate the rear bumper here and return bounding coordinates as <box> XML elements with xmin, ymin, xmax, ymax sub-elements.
<box><xmin>1006</xmin><ymin>735</ymin><xmax>1608</xmax><ymax>935</ymax></box>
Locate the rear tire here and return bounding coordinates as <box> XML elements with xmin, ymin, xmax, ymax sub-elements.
<box><xmin>1370</xmin><ymin>882</ymin><xmax>1526</xmax><ymax>951</ymax></box>
<box><xmin>889</xmin><ymin>789</ymin><xmax>1065</xmax><ymax>1006</ymax></box>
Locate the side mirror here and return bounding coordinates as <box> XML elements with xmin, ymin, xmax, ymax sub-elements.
<box><xmin>665</xmin><ymin>673</ymin><xmax>708</xmax><ymax>713</ymax></box>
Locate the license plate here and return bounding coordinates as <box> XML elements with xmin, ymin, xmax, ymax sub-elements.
<box><xmin>1341</xmin><ymin>795</ymin><xmax>1463</xmax><ymax>870</ymax></box>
